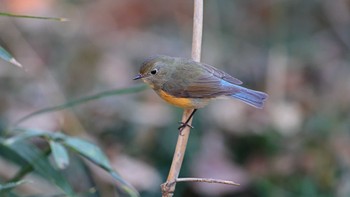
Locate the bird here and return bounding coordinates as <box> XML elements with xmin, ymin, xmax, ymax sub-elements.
<box><xmin>134</xmin><ymin>55</ymin><xmax>268</xmax><ymax>132</ymax></box>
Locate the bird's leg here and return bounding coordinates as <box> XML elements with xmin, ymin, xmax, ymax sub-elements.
<box><xmin>178</xmin><ymin>109</ymin><xmax>197</xmax><ymax>135</ymax></box>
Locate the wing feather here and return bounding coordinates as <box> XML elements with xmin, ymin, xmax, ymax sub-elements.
<box><xmin>200</xmin><ymin>63</ymin><xmax>243</xmax><ymax>85</ymax></box>
<box><xmin>162</xmin><ymin>60</ymin><xmax>242</xmax><ymax>98</ymax></box>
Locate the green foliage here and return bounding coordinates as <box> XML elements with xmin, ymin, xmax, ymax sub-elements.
<box><xmin>2</xmin><ymin>138</ymin><xmax>75</xmax><ymax>196</ymax></box>
<box><xmin>63</xmin><ymin>137</ymin><xmax>139</xmax><ymax>197</ymax></box>
<box><xmin>0</xmin><ymin>82</ymin><xmax>144</xmax><ymax>196</ymax></box>
<box><xmin>3</xmin><ymin>128</ymin><xmax>139</xmax><ymax>196</ymax></box>
<box><xmin>0</xmin><ymin>83</ymin><xmax>145</xmax><ymax>196</ymax></box>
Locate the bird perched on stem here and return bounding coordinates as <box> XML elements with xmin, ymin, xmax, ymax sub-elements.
<box><xmin>134</xmin><ymin>55</ymin><xmax>268</xmax><ymax>132</ymax></box>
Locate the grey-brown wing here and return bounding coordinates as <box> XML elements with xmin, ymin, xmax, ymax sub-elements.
<box><xmin>162</xmin><ymin>61</ymin><xmax>242</xmax><ymax>98</ymax></box>
<box><xmin>200</xmin><ymin>62</ymin><xmax>243</xmax><ymax>85</ymax></box>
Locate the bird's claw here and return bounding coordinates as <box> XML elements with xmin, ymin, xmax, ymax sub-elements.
<box><xmin>178</xmin><ymin>121</ymin><xmax>194</xmax><ymax>135</ymax></box>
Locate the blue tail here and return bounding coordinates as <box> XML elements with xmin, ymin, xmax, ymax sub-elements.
<box><xmin>230</xmin><ymin>86</ymin><xmax>268</xmax><ymax>109</ymax></box>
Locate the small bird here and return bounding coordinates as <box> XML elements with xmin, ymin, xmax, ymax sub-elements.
<box><xmin>134</xmin><ymin>55</ymin><xmax>268</xmax><ymax>131</ymax></box>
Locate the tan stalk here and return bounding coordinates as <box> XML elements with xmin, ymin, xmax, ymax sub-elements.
<box><xmin>161</xmin><ymin>0</ymin><xmax>203</xmax><ymax>196</ymax></box>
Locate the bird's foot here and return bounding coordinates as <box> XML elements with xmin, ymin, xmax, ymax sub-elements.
<box><xmin>178</xmin><ymin>121</ymin><xmax>194</xmax><ymax>135</ymax></box>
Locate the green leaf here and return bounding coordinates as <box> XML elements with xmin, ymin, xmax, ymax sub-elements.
<box><xmin>6</xmin><ymin>141</ymin><xmax>75</xmax><ymax>196</ymax></box>
<box><xmin>0</xmin><ymin>46</ymin><xmax>22</xmax><ymax>67</ymax></box>
<box><xmin>63</xmin><ymin>137</ymin><xmax>111</xmax><ymax>168</ymax></box>
<box><xmin>14</xmin><ymin>84</ymin><xmax>147</xmax><ymax>125</ymax></box>
<box><xmin>63</xmin><ymin>137</ymin><xmax>139</xmax><ymax>197</ymax></box>
<box><xmin>0</xmin><ymin>139</ymin><xmax>30</xmax><ymax>167</ymax></box>
<box><xmin>0</xmin><ymin>180</ymin><xmax>29</xmax><ymax>191</ymax></box>
<box><xmin>50</xmin><ymin>140</ymin><xmax>70</xmax><ymax>170</ymax></box>
<box><xmin>4</xmin><ymin>129</ymin><xmax>47</xmax><ymax>145</ymax></box>
<box><xmin>0</xmin><ymin>12</ymin><xmax>67</xmax><ymax>21</ymax></box>
<box><xmin>3</xmin><ymin>129</ymin><xmax>138</xmax><ymax>196</ymax></box>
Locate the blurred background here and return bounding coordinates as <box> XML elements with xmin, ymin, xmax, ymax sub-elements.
<box><xmin>0</xmin><ymin>0</ymin><xmax>350</xmax><ymax>196</ymax></box>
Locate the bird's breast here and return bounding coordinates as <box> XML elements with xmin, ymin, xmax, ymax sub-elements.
<box><xmin>156</xmin><ymin>90</ymin><xmax>209</xmax><ymax>109</ymax></box>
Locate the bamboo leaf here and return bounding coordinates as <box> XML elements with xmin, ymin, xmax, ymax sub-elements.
<box><xmin>62</xmin><ymin>137</ymin><xmax>139</xmax><ymax>197</ymax></box>
<box><xmin>4</xmin><ymin>129</ymin><xmax>138</xmax><ymax>196</ymax></box>
<box><xmin>50</xmin><ymin>140</ymin><xmax>70</xmax><ymax>170</ymax></box>
<box><xmin>6</xmin><ymin>141</ymin><xmax>75</xmax><ymax>196</ymax></box>
<box><xmin>14</xmin><ymin>84</ymin><xmax>147</xmax><ymax>125</ymax></box>
<box><xmin>0</xmin><ymin>139</ymin><xmax>30</xmax><ymax>167</ymax></box>
<box><xmin>0</xmin><ymin>46</ymin><xmax>22</xmax><ymax>67</ymax></box>
<box><xmin>0</xmin><ymin>180</ymin><xmax>29</xmax><ymax>191</ymax></box>
<box><xmin>0</xmin><ymin>12</ymin><xmax>68</xmax><ymax>21</ymax></box>
<box><xmin>63</xmin><ymin>137</ymin><xmax>110</xmax><ymax>168</ymax></box>
<box><xmin>4</xmin><ymin>129</ymin><xmax>47</xmax><ymax>145</ymax></box>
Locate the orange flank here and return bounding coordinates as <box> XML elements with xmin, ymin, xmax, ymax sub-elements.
<box><xmin>158</xmin><ymin>90</ymin><xmax>194</xmax><ymax>109</ymax></box>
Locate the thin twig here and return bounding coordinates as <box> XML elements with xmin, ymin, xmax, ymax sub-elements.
<box><xmin>161</xmin><ymin>1</ymin><xmax>203</xmax><ymax>197</ymax></box>
<box><xmin>176</xmin><ymin>178</ymin><xmax>240</xmax><ymax>186</ymax></box>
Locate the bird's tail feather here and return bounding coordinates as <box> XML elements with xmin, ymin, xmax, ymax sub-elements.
<box><xmin>230</xmin><ymin>86</ymin><xmax>268</xmax><ymax>109</ymax></box>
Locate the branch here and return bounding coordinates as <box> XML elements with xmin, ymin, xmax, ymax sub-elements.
<box><xmin>161</xmin><ymin>0</ymin><xmax>203</xmax><ymax>196</ymax></box>
<box><xmin>176</xmin><ymin>178</ymin><xmax>240</xmax><ymax>186</ymax></box>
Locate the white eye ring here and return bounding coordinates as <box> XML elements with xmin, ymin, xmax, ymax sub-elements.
<box><xmin>150</xmin><ymin>69</ymin><xmax>158</xmax><ymax>75</ymax></box>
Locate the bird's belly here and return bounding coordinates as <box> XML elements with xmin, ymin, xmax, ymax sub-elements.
<box><xmin>157</xmin><ymin>90</ymin><xmax>209</xmax><ymax>109</ymax></box>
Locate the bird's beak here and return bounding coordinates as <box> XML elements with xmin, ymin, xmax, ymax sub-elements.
<box><xmin>133</xmin><ymin>74</ymin><xmax>143</xmax><ymax>80</ymax></box>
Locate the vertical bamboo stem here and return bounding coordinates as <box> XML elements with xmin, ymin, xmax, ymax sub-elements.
<box><xmin>161</xmin><ymin>0</ymin><xmax>203</xmax><ymax>196</ymax></box>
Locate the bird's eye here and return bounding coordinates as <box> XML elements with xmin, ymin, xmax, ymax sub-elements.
<box><xmin>150</xmin><ymin>69</ymin><xmax>158</xmax><ymax>75</ymax></box>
